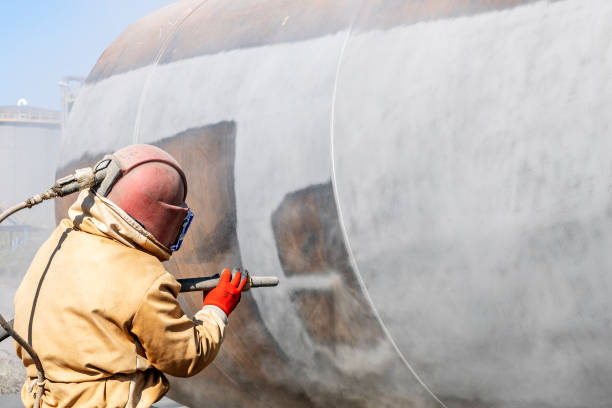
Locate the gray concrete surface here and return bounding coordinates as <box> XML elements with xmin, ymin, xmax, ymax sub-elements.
<box><xmin>0</xmin><ymin>393</ymin><xmax>21</xmax><ymax>408</ymax></box>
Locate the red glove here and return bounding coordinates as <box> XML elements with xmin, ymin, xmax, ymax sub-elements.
<box><xmin>203</xmin><ymin>269</ymin><xmax>247</xmax><ymax>316</ymax></box>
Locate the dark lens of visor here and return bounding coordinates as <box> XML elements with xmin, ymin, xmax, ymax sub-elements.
<box><xmin>170</xmin><ymin>209</ymin><xmax>194</xmax><ymax>252</ymax></box>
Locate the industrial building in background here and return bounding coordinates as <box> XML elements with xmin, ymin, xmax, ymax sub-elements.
<box><xmin>0</xmin><ymin>100</ymin><xmax>61</xmax><ymax>232</ymax></box>
<box><xmin>0</xmin><ymin>76</ymin><xmax>83</xmax><ymax>239</ymax></box>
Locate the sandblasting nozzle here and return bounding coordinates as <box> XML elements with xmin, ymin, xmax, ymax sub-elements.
<box><xmin>178</xmin><ymin>271</ymin><xmax>279</xmax><ymax>293</ymax></box>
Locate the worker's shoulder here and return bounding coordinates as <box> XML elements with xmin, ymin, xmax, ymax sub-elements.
<box><xmin>47</xmin><ymin>220</ymin><xmax>169</xmax><ymax>286</ymax></box>
<box><xmin>66</xmin><ymin>226</ymin><xmax>163</xmax><ymax>267</ymax></box>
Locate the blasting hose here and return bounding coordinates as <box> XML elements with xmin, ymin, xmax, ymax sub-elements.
<box><xmin>0</xmin><ymin>314</ymin><xmax>45</xmax><ymax>408</ymax></box>
<box><xmin>0</xmin><ymin>319</ymin><xmax>12</xmax><ymax>343</ymax></box>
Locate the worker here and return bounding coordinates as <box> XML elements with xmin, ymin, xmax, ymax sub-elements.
<box><xmin>12</xmin><ymin>144</ymin><xmax>245</xmax><ymax>407</ymax></box>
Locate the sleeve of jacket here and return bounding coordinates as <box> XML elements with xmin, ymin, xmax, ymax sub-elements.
<box><xmin>130</xmin><ymin>272</ymin><xmax>227</xmax><ymax>377</ymax></box>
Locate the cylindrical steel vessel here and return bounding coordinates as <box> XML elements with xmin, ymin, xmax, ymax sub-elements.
<box><xmin>56</xmin><ymin>1</ymin><xmax>612</xmax><ymax>407</ymax></box>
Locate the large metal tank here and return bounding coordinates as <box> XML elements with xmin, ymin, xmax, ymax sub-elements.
<box><xmin>56</xmin><ymin>1</ymin><xmax>612</xmax><ymax>407</ymax></box>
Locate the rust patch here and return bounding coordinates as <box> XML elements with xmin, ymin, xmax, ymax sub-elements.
<box><xmin>271</xmin><ymin>183</ymin><xmax>351</xmax><ymax>277</ymax></box>
<box><xmin>272</xmin><ymin>182</ymin><xmax>383</xmax><ymax>346</ymax></box>
<box><xmin>87</xmin><ymin>0</ymin><xmax>535</xmax><ymax>83</ymax></box>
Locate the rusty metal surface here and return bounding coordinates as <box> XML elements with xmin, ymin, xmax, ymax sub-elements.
<box><xmin>55</xmin><ymin>0</ymin><xmax>612</xmax><ymax>407</ymax></box>
<box><xmin>86</xmin><ymin>0</ymin><xmax>535</xmax><ymax>83</ymax></box>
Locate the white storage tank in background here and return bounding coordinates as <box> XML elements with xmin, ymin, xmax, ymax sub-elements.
<box><xmin>0</xmin><ymin>103</ymin><xmax>61</xmax><ymax>228</ymax></box>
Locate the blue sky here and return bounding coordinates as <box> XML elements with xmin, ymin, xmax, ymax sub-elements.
<box><xmin>0</xmin><ymin>1</ymin><xmax>175</xmax><ymax>110</ymax></box>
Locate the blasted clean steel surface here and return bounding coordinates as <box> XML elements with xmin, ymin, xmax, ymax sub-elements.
<box><xmin>53</xmin><ymin>0</ymin><xmax>612</xmax><ymax>406</ymax></box>
<box><xmin>333</xmin><ymin>1</ymin><xmax>612</xmax><ymax>406</ymax></box>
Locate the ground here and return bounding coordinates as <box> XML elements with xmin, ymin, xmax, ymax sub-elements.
<box><xmin>0</xmin><ymin>350</ymin><xmax>23</xmax><ymax>394</ymax></box>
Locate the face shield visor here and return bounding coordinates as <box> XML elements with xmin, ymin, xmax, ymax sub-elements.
<box><xmin>169</xmin><ymin>208</ymin><xmax>194</xmax><ymax>252</ymax></box>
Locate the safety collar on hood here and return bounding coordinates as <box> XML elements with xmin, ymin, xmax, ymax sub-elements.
<box><xmin>67</xmin><ymin>189</ymin><xmax>171</xmax><ymax>261</ymax></box>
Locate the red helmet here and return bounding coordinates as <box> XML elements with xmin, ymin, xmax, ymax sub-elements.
<box><xmin>95</xmin><ymin>144</ymin><xmax>191</xmax><ymax>249</ymax></box>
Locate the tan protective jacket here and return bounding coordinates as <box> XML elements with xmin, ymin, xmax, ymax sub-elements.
<box><xmin>13</xmin><ymin>190</ymin><xmax>226</xmax><ymax>408</ymax></box>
